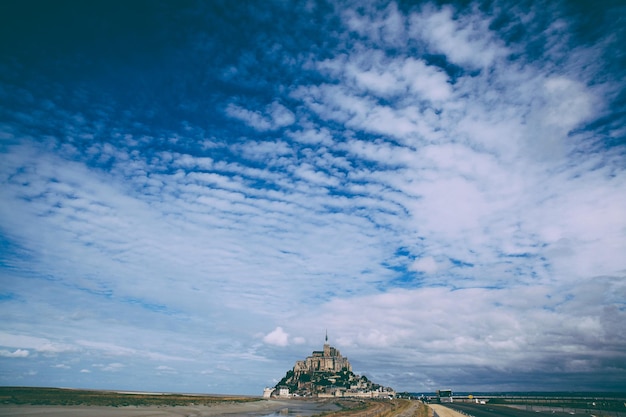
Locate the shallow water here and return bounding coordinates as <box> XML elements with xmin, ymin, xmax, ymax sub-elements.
<box><xmin>254</xmin><ymin>400</ymin><xmax>341</xmax><ymax>417</ymax></box>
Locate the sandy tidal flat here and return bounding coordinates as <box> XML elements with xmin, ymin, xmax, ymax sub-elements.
<box><xmin>0</xmin><ymin>398</ymin><xmax>324</xmax><ymax>417</ymax></box>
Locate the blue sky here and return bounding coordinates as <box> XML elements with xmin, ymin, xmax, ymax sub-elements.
<box><xmin>0</xmin><ymin>0</ymin><xmax>625</xmax><ymax>395</ymax></box>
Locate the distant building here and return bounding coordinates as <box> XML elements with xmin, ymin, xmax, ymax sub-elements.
<box><xmin>263</xmin><ymin>387</ymin><xmax>275</xmax><ymax>398</ymax></box>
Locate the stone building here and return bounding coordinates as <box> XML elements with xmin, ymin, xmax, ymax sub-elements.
<box><xmin>293</xmin><ymin>333</ymin><xmax>352</xmax><ymax>373</ymax></box>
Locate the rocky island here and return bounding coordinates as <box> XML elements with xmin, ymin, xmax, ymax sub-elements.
<box><xmin>265</xmin><ymin>334</ymin><xmax>396</xmax><ymax>399</ymax></box>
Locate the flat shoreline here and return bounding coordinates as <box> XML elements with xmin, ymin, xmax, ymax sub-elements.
<box><xmin>0</xmin><ymin>398</ymin><xmax>337</xmax><ymax>417</ymax></box>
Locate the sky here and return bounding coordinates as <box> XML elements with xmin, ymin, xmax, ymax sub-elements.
<box><xmin>0</xmin><ymin>0</ymin><xmax>625</xmax><ymax>395</ymax></box>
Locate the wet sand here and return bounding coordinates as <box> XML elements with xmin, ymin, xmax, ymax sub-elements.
<box><xmin>0</xmin><ymin>398</ymin><xmax>336</xmax><ymax>417</ymax></box>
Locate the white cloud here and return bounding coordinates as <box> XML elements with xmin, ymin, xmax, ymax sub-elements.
<box><xmin>293</xmin><ymin>163</ymin><xmax>340</xmax><ymax>187</ymax></box>
<box><xmin>541</xmin><ymin>77</ymin><xmax>595</xmax><ymax>130</ymax></box>
<box><xmin>233</xmin><ymin>140</ymin><xmax>293</xmax><ymax>162</ymax></box>
<box><xmin>0</xmin><ymin>332</ymin><xmax>77</xmax><ymax>355</ymax></box>
<box><xmin>156</xmin><ymin>365</ymin><xmax>177</xmax><ymax>374</ymax></box>
<box><xmin>225</xmin><ymin>101</ymin><xmax>295</xmax><ymax>131</ymax></box>
<box><xmin>322</xmin><ymin>51</ymin><xmax>452</xmax><ymax>102</ymax></box>
<box><xmin>286</xmin><ymin>127</ymin><xmax>334</xmax><ymax>146</ymax></box>
<box><xmin>343</xmin><ymin>3</ymin><xmax>407</xmax><ymax>46</ymax></box>
<box><xmin>408</xmin><ymin>4</ymin><xmax>505</xmax><ymax>68</ymax></box>
<box><xmin>93</xmin><ymin>363</ymin><xmax>125</xmax><ymax>372</ymax></box>
<box><xmin>263</xmin><ymin>327</ymin><xmax>290</xmax><ymax>347</ymax></box>
<box><xmin>77</xmin><ymin>340</ymin><xmax>137</xmax><ymax>356</ymax></box>
<box><xmin>267</xmin><ymin>101</ymin><xmax>296</xmax><ymax>128</ymax></box>
<box><xmin>410</xmin><ymin>257</ymin><xmax>438</xmax><ymax>274</ymax></box>
<box><xmin>225</xmin><ymin>104</ymin><xmax>272</xmax><ymax>131</ymax></box>
<box><xmin>292</xmin><ymin>336</ymin><xmax>306</xmax><ymax>345</ymax></box>
<box><xmin>296</xmin><ymin>279</ymin><xmax>625</xmax><ymax>378</ymax></box>
<box><xmin>0</xmin><ymin>349</ymin><xmax>29</xmax><ymax>358</ymax></box>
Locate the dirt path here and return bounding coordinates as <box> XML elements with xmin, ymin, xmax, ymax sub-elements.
<box><xmin>391</xmin><ymin>401</ymin><xmax>422</xmax><ymax>417</ymax></box>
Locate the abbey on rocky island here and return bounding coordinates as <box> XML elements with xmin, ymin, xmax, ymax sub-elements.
<box><xmin>293</xmin><ymin>332</ymin><xmax>351</xmax><ymax>373</ymax></box>
<box><xmin>264</xmin><ymin>333</ymin><xmax>395</xmax><ymax>399</ymax></box>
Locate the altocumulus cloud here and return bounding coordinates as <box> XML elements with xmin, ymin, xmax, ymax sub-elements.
<box><xmin>0</xmin><ymin>0</ymin><xmax>625</xmax><ymax>394</ymax></box>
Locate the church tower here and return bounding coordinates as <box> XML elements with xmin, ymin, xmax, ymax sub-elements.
<box><xmin>323</xmin><ymin>329</ymin><xmax>330</xmax><ymax>356</ymax></box>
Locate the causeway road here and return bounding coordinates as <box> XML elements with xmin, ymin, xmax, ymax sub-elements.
<box><xmin>432</xmin><ymin>402</ymin><xmax>598</xmax><ymax>417</ymax></box>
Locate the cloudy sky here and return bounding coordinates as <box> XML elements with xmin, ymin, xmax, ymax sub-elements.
<box><xmin>1</xmin><ymin>0</ymin><xmax>625</xmax><ymax>395</ymax></box>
